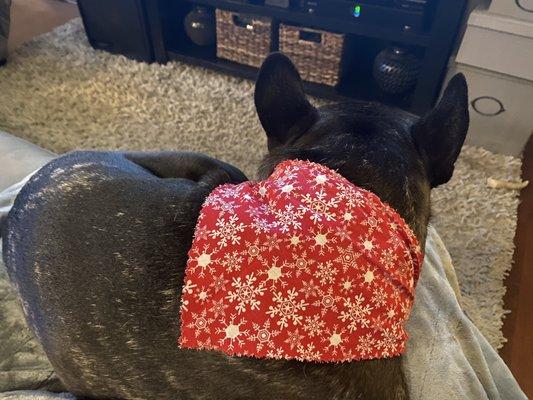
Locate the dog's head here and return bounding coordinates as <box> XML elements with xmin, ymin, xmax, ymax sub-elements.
<box><xmin>255</xmin><ymin>53</ymin><xmax>469</xmax><ymax>243</ymax></box>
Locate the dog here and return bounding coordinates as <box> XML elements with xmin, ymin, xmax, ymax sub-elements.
<box><xmin>2</xmin><ymin>53</ymin><xmax>469</xmax><ymax>399</ymax></box>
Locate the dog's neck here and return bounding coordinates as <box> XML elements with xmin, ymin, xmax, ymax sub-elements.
<box><xmin>258</xmin><ymin>153</ymin><xmax>430</xmax><ymax>248</ymax></box>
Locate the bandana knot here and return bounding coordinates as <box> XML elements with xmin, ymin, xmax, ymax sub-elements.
<box><xmin>179</xmin><ymin>160</ymin><xmax>423</xmax><ymax>362</ymax></box>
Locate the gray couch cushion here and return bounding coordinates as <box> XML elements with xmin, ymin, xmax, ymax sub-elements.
<box><xmin>0</xmin><ymin>131</ymin><xmax>60</xmax><ymax>393</ymax></box>
<box><xmin>0</xmin><ymin>131</ymin><xmax>55</xmax><ymax>192</ymax></box>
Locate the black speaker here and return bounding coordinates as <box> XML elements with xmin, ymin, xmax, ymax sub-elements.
<box><xmin>78</xmin><ymin>0</ymin><xmax>154</xmax><ymax>62</ymax></box>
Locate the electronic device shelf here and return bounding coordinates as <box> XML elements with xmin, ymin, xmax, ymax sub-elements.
<box><xmin>80</xmin><ymin>0</ymin><xmax>468</xmax><ymax>114</ymax></box>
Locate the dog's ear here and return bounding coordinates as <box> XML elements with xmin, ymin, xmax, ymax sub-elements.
<box><xmin>255</xmin><ymin>52</ymin><xmax>318</xmax><ymax>149</ymax></box>
<box><xmin>412</xmin><ymin>74</ymin><xmax>469</xmax><ymax>187</ymax></box>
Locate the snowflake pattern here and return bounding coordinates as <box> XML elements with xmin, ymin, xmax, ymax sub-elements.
<box><xmin>179</xmin><ymin>160</ymin><xmax>423</xmax><ymax>362</ymax></box>
<box><xmin>339</xmin><ymin>294</ymin><xmax>373</xmax><ymax>332</ymax></box>
<box><xmin>266</xmin><ymin>289</ymin><xmax>308</xmax><ymax>329</ymax></box>
<box><xmin>225</xmin><ymin>273</ymin><xmax>266</xmax><ymax>314</ymax></box>
<box><xmin>210</xmin><ymin>214</ymin><xmax>246</xmax><ymax>247</ymax></box>
<box><xmin>303</xmin><ymin>314</ymin><xmax>326</xmax><ymax>338</ymax></box>
<box><xmin>249</xmin><ymin>320</ymin><xmax>280</xmax><ymax>352</ymax></box>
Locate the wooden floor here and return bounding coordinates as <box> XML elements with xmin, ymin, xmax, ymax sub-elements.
<box><xmin>7</xmin><ymin>0</ymin><xmax>78</xmax><ymax>52</ymax></box>
<box><xmin>5</xmin><ymin>1</ymin><xmax>533</xmax><ymax>397</ymax></box>
<box><xmin>501</xmin><ymin>135</ymin><xmax>533</xmax><ymax>398</ymax></box>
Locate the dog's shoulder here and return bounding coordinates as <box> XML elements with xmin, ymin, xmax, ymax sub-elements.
<box><xmin>3</xmin><ymin>150</ymin><xmax>247</xmax><ymax>270</ymax></box>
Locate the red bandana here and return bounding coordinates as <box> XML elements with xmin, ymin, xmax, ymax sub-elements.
<box><xmin>179</xmin><ymin>160</ymin><xmax>423</xmax><ymax>362</ymax></box>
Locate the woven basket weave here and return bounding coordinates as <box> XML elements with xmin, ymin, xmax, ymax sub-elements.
<box><xmin>279</xmin><ymin>24</ymin><xmax>344</xmax><ymax>86</ymax></box>
<box><xmin>216</xmin><ymin>9</ymin><xmax>272</xmax><ymax>68</ymax></box>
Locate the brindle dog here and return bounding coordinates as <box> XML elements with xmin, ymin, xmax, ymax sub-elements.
<box><xmin>2</xmin><ymin>53</ymin><xmax>468</xmax><ymax>399</ymax></box>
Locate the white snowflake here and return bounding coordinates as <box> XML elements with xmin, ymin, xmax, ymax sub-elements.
<box><xmin>210</xmin><ymin>273</ymin><xmax>229</xmax><ymax>294</ymax></box>
<box><xmin>339</xmin><ymin>278</ymin><xmax>356</xmax><ymax>294</ymax></box>
<box><xmin>397</xmin><ymin>299</ymin><xmax>412</xmax><ymax>323</ymax></box>
<box><xmin>220</xmin><ymin>201</ymin><xmax>241</xmax><ymax>214</ymax></box>
<box><xmin>180</xmin><ymin>279</ymin><xmax>197</xmax><ymax>312</ymax></box>
<box><xmin>219</xmin><ymin>185</ymin><xmax>246</xmax><ymax>200</ymax></box>
<box><xmin>250</xmin><ymin>320</ymin><xmax>280</xmax><ymax>352</ymax></box>
<box><xmin>272</xmin><ymin>203</ymin><xmax>304</xmax><ymax>233</ymax></box>
<box><xmin>263</xmin><ymin>233</ymin><xmax>284</xmax><ymax>252</ymax></box>
<box><xmin>399</xmin><ymin>259</ymin><xmax>414</xmax><ymax>279</ymax></box>
<box><xmin>387</xmin><ymin>233</ymin><xmax>404</xmax><ymax>251</ymax></box>
<box><xmin>209</xmin><ymin>298</ymin><xmax>229</xmax><ymax>319</ymax></box>
<box><xmin>210</xmin><ymin>214</ymin><xmax>246</xmax><ymax>247</ymax></box>
<box><xmin>299</xmin><ymin>279</ymin><xmax>323</xmax><ymax>299</ymax></box>
<box><xmin>186</xmin><ymin>309</ymin><xmax>214</xmax><ymax>338</ymax></box>
<box><xmin>303</xmin><ymin>314</ymin><xmax>326</xmax><ymax>338</ymax></box>
<box><xmin>299</xmin><ymin>188</ymin><xmax>339</xmax><ymax>223</ymax></box>
<box><xmin>334</xmin><ymin>244</ymin><xmax>361</xmax><ymax>272</ymax></box>
<box><xmin>203</xmin><ymin>192</ymin><xmax>241</xmax><ymax>214</ymax></box>
<box><xmin>188</xmin><ymin>246</ymin><xmax>215</xmax><ymax>278</ymax></box>
<box><xmin>196</xmin><ymin>286</ymin><xmax>209</xmax><ymax>302</ymax></box>
<box><xmin>245</xmin><ymin>202</ymin><xmax>268</xmax><ymax>220</ymax></box>
<box><xmin>290</xmin><ymin>250</ymin><xmax>316</xmax><ymax>278</ymax></box>
<box><xmin>309</xmin><ymin>226</ymin><xmax>337</xmax><ymax>255</ymax></box>
<box><xmin>225</xmin><ymin>273</ymin><xmax>266</xmax><ymax>314</ymax></box>
<box><xmin>339</xmin><ymin>294</ymin><xmax>373</xmax><ymax>332</ymax></box>
<box><xmin>182</xmin><ymin>279</ymin><xmax>197</xmax><ymax>295</ymax></box>
<box><xmin>334</xmin><ymin>226</ymin><xmax>352</xmax><ymax>242</ymax></box>
<box><xmin>250</xmin><ymin>217</ymin><xmax>273</xmax><ymax>234</ymax></box>
<box><xmin>375</xmin><ymin>327</ymin><xmax>400</xmax><ymax>356</ymax></box>
<box><xmin>261</xmin><ymin>257</ymin><xmax>292</xmax><ymax>290</ymax></box>
<box><xmin>246</xmin><ymin>203</ymin><xmax>274</xmax><ymax>233</ymax></box>
<box><xmin>266</xmin><ymin>347</ymin><xmax>285</xmax><ymax>359</ymax></box>
<box><xmin>355</xmin><ymin>333</ymin><xmax>377</xmax><ymax>357</ymax></box>
<box><xmin>272</xmin><ymin>177</ymin><xmax>301</xmax><ymax>199</ymax></box>
<box><xmin>371</xmin><ymin>315</ymin><xmax>388</xmax><ymax>332</ymax></box>
<box><xmin>322</xmin><ymin>325</ymin><xmax>347</xmax><ymax>356</ymax></box>
<box><xmin>316</xmin><ymin>261</ymin><xmax>338</xmax><ymax>285</ymax></box>
<box><xmin>296</xmin><ymin>343</ymin><xmax>322</xmax><ymax>361</ymax></box>
<box><xmin>379</xmin><ymin>248</ymin><xmax>398</xmax><ymax>270</ymax></box>
<box><xmin>284</xmin><ymin>328</ymin><xmax>305</xmax><ymax>350</ymax></box>
<box><xmin>339</xmin><ymin>186</ymin><xmax>366</xmax><ymax>209</ymax></box>
<box><xmin>360</xmin><ymin>236</ymin><xmax>377</xmax><ymax>256</ymax></box>
<box><xmin>193</xmin><ymin>223</ymin><xmax>210</xmax><ymax>241</ymax></box>
<box><xmin>313</xmin><ymin>287</ymin><xmax>342</xmax><ymax>316</ymax></box>
<box><xmin>361</xmin><ymin>209</ymin><xmax>384</xmax><ymax>234</ymax></box>
<box><xmin>216</xmin><ymin>315</ymin><xmax>249</xmax><ymax>350</ymax></box>
<box><xmin>267</xmin><ymin>288</ymin><xmax>308</xmax><ymax>329</ymax></box>
<box><xmin>243</xmin><ymin>238</ymin><xmax>265</xmax><ymax>264</ymax></box>
<box><xmin>370</xmin><ymin>286</ymin><xmax>389</xmax><ymax>308</ymax></box>
<box><xmin>220</xmin><ymin>251</ymin><xmax>244</xmax><ymax>272</ymax></box>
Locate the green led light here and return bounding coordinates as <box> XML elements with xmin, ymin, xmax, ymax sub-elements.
<box><xmin>353</xmin><ymin>4</ymin><xmax>361</xmax><ymax>18</ymax></box>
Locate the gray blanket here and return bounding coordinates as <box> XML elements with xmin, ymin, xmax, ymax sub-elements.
<box><xmin>0</xmin><ymin>175</ymin><xmax>526</xmax><ymax>400</ymax></box>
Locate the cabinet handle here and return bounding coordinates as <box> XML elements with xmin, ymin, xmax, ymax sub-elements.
<box><xmin>471</xmin><ymin>96</ymin><xmax>506</xmax><ymax>117</ymax></box>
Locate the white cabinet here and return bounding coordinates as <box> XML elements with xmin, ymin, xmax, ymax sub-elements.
<box><xmin>489</xmin><ymin>0</ymin><xmax>533</xmax><ymax>22</ymax></box>
<box><xmin>445</xmin><ymin>64</ymin><xmax>533</xmax><ymax>156</ymax></box>
<box><xmin>443</xmin><ymin>7</ymin><xmax>533</xmax><ymax>155</ymax></box>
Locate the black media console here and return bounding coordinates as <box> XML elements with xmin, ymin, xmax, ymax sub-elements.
<box><xmin>78</xmin><ymin>0</ymin><xmax>468</xmax><ymax>115</ymax></box>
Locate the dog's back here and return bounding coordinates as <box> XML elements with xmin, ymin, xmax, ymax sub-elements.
<box><xmin>2</xmin><ymin>150</ymin><xmax>255</xmax><ymax>398</ymax></box>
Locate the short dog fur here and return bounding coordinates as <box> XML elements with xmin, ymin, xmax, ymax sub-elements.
<box><xmin>2</xmin><ymin>53</ymin><xmax>469</xmax><ymax>399</ymax></box>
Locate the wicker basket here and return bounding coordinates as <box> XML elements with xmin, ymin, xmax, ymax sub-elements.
<box><xmin>216</xmin><ymin>9</ymin><xmax>272</xmax><ymax>68</ymax></box>
<box><xmin>279</xmin><ymin>24</ymin><xmax>344</xmax><ymax>86</ymax></box>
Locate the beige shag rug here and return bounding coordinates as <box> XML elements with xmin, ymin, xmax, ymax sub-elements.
<box><xmin>0</xmin><ymin>19</ymin><xmax>523</xmax><ymax>349</ymax></box>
